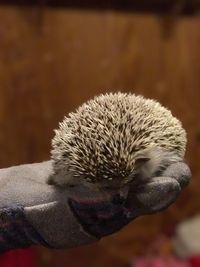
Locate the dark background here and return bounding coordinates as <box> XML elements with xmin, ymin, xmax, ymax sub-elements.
<box><xmin>0</xmin><ymin>2</ymin><xmax>199</xmax><ymax>266</ymax></box>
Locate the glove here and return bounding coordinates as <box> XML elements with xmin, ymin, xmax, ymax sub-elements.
<box><xmin>0</xmin><ymin>160</ymin><xmax>191</xmax><ymax>253</ymax></box>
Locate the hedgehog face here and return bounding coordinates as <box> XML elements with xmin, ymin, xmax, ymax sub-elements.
<box><xmin>50</xmin><ymin>92</ymin><xmax>186</xmax><ymax>192</ymax></box>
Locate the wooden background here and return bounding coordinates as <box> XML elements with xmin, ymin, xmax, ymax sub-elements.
<box><xmin>0</xmin><ymin>5</ymin><xmax>199</xmax><ymax>267</ymax></box>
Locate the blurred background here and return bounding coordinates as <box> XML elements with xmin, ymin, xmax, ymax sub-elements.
<box><xmin>0</xmin><ymin>1</ymin><xmax>199</xmax><ymax>267</ymax></box>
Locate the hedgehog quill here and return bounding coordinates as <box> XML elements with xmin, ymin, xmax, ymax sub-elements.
<box><xmin>49</xmin><ymin>92</ymin><xmax>187</xmax><ymax>204</ymax></box>
<box><xmin>0</xmin><ymin>92</ymin><xmax>191</xmax><ymax>251</ymax></box>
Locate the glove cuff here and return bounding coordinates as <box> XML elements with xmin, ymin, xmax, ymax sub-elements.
<box><xmin>0</xmin><ymin>205</ymin><xmax>51</xmax><ymax>252</ymax></box>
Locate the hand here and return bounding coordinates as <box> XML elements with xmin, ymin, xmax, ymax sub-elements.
<box><xmin>0</xmin><ymin>161</ymin><xmax>191</xmax><ymax>253</ymax></box>
<box><xmin>0</xmin><ymin>161</ymin><xmax>97</xmax><ymax>252</ymax></box>
<box><xmin>126</xmin><ymin>161</ymin><xmax>191</xmax><ymax>215</ymax></box>
<box><xmin>67</xmin><ymin>161</ymin><xmax>191</xmax><ymax>237</ymax></box>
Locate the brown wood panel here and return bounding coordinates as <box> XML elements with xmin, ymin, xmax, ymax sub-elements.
<box><xmin>0</xmin><ymin>6</ymin><xmax>199</xmax><ymax>266</ymax></box>
<box><xmin>0</xmin><ymin>0</ymin><xmax>200</xmax><ymax>15</ymax></box>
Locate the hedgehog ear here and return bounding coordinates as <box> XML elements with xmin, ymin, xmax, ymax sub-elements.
<box><xmin>135</xmin><ymin>157</ymin><xmax>150</xmax><ymax>168</ymax></box>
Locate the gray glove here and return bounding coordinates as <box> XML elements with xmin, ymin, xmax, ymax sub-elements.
<box><xmin>0</xmin><ymin>160</ymin><xmax>191</xmax><ymax>253</ymax></box>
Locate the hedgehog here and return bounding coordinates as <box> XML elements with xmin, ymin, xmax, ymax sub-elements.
<box><xmin>49</xmin><ymin>92</ymin><xmax>186</xmax><ymax>196</ymax></box>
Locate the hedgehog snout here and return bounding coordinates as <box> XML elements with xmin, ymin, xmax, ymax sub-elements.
<box><xmin>98</xmin><ymin>181</ymin><xmax>130</xmax><ymax>203</ymax></box>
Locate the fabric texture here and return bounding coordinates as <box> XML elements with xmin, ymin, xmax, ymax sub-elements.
<box><xmin>0</xmin><ymin>160</ymin><xmax>191</xmax><ymax>252</ymax></box>
<box><xmin>68</xmin><ymin>197</ymin><xmax>134</xmax><ymax>238</ymax></box>
<box><xmin>0</xmin><ymin>206</ymin><xmax>49</xmax><ymax>252</ymax></box>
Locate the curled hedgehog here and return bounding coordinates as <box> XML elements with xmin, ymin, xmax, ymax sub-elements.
<box><xmin>49</xmin><ymin>92</ymin><xmax>187</xmax><ymax>199</ymax></box>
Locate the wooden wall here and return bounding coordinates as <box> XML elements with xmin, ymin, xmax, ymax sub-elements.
<box><xmin>0</xmin><ymin>6</ymin><xmax>199</xmax><ymax>267</ymax></box>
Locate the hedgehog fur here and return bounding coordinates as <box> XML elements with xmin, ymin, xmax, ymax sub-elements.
<box><xmin>51</xmin><ymin>92</ymin><xmax>186</xmax><ymax>187</ymax></box>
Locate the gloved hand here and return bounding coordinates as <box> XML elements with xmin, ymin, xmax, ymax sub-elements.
<box><xmin>0</xmin><ymin>160</ymin><xmax>191</xmax><ymax>253</ymax></box>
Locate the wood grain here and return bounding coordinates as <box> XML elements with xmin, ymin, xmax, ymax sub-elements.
<box><xmin>0</xmin><ymin>1</ymin><xmax>200</xmax><ymax>15</ymax></box>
